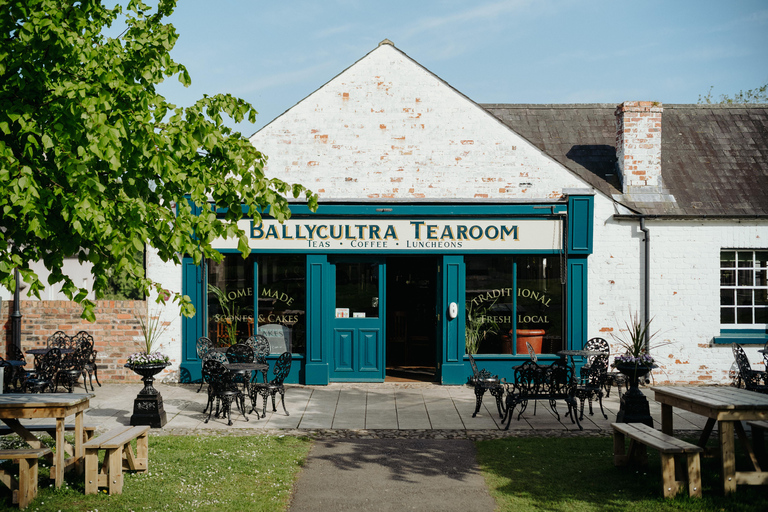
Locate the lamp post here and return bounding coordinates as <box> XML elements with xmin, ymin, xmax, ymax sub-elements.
<box><xmin>11</xmin><ymin>269</ymin><xmax>22</xmax><ymax>350</ymax></box>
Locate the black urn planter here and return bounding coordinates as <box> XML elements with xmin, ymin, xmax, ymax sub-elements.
<box><xmin>614</xmin><ymin>362</ymin><xmax>655</xmax><ymax>428</ymax></box>
<box><xmin>125</xmin><ymin>362</ymin><xmax>169</xmax><ymax>428</ymax></box>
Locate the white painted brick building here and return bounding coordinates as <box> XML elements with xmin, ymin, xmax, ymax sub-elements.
<box><xmin>151</xmin><ymin>41</ymin><xmax>768</xmax><ymax>386</ymax></box>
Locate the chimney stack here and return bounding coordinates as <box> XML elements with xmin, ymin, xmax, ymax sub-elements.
<box><xmin>615</xmin><ymin>101</ymin><xmax>663</xmax><ymax>195</ymax></box>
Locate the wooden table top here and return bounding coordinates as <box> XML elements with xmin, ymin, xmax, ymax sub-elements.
<box><xmin>0</xmin><ymin>393</ymin><xmax>93</xmax><ymax>409</ymax></box>
<box><xmin>651</xmin><ymin>386</ymin><xmax>768</xmax><ymax>420</ymax></box>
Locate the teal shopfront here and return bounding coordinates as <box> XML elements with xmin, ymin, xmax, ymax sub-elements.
<box><xmin>180</xmin><ymin>192</ymin><xmax>594</xmax><ymax>385</ymax></box>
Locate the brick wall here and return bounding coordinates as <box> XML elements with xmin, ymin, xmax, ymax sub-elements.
<box><xmin>1</xmin><ymin>299</ymin><xmax>166</xmax><ymax>383</ymax></box>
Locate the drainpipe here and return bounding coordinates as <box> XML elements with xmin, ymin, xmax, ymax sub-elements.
<box><xmin>639</xmin><ymin>218</ymin><xmax>650</xmax><ymax>352</ymax></box>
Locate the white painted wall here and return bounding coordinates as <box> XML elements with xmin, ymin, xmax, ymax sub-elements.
<box><xmin>145</xmin><ymin>247</ymin><xmax>183</xmax><ymax>382</ymax></box>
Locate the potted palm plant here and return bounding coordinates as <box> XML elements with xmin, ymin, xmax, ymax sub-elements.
<box><xmin>465</xmin><ymin>300</ymin><xmax>499</xmax><ymax>355</ymax></box>
<box><xmin>611</xmin><ymin>311</ymin><xmax>665</xmax><ymax>427</ymax></box>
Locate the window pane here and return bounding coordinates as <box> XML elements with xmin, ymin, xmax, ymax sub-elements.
<box><xmin>737</xmin><ymin>269</ymin><xmax>754</xmax><ymax>286</ymax></box>
<box><xmin>737</xmin><ymin>307</ymin><xmax>753</xmax><ymax>324</ymax></box>
<box><xmin>257</xmin><ymin>255</ymin><xmax>306</xmax><ymax>354</ymax></box>
<box><xmin>756</xmin><ymin>289</ymin><xmax>768</xmax><ymax>306</ymax></box>
<box><xmin>721</xmin><ymin>307</ymin><xmax>735</xmax><ymax>324</ymax></box>
<box><xmin>757</xmin><ymin>270</ymin><xmax>767</xmax><ymax>287</ymax></box>
<box><xmin>207</xmin><ymin>254</ymin><xmax>256</xmax><ymax>346</ymax></box>
<box><xmin>336</xmin><ymin>262</ymin><xmax>379</xmax><ymax>318</ymax></box>
<box><xmin>721</xmin><ymin>251</ymin><xmax>736</xmax><ymax>268</ymax></box>
<box><xmin>465</xmin><ymin>255</ymin><xmax>563</xmax><ymax>356</ymax></box>
<box><xmin>465</xmin><ymin>256</ymin><xmax>514</xmax><ymax>356</ymax></box>
<box><xmin>738</xmin><ymin>252</ymin><xmax>754</xmax><ymax>268</ymax></box>
<box><xmin>736</xmin><ymin>289</ymin><xmax>753</xmax><ymax>306</ymax></box>
<box><xmin>755</xmin><ymin>307</ymin><xmax>768</xmax><ymax>324</ymax></box>
<box><xmin>757</xmin><ymin>251</ymin><xmax>768</xmax><ymax>269</ymax></box>
<box><xmin>721</xmin><ymin>269</ymin><xmax>735</xmax><ymax>286</ymax></box>
<box><xmin>720</xmin><ymin>289</ymin><xmax>735</xmax><ymax>306</ymax></box>
<box><xmin>517</xmin><ymin>255</ymin><xmax>563</xmax><ymax>354</ymax></box>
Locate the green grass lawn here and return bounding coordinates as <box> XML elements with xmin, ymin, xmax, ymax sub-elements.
<box><xmin>476</xmin><ymin>435</ymin><xmax>768</xmax><ymax>512</ymax></box>
<box><xmin>0</xmin><ymin>434</ymin><xmax>311</xmax><ymax>512</ymax></box>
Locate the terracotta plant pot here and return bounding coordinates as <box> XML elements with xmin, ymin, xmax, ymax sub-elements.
<box><xmin>516</xmin><ymin>329</ymin><xmax>545</xmax><ymax>354</ymax></box>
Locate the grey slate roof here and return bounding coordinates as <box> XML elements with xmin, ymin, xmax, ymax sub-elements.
<box><xmin>482</xmin><ymin>103</ymin><xmax>768</xmax><ymax>216</ymax></box>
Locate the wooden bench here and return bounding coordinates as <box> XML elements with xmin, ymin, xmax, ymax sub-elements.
<box><xmin>84</xmin><ymin>426</ymin><xmax>150</xmax><ymax>495</ymax></box>
<box><xmin>0</xmin><ymin>423</ymin><xmax>96</xmax><ymax>461</ymax></box>
<box><xmin>0</xmin><ymin>448</ymin><xmax>52</xmax><ymax>509</ymax></box>
<box><xmin>747</xmin><ymin>420</ymin><xmax>768</xmax><ymax>467</ymax></box>
<box><xmin>612</xmin><ymin>422</ymin><xmax>703</xmax><ymax>498</ymax></box>
<box><xmin>0</xmin><ymin>423</ymin><xmax>96</xmax><ymax>439</ymax></box>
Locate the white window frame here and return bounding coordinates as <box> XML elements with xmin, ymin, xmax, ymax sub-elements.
<box><xmin>720</xmin><ymin>249</ymin><xmax>768</xmax><ymax>329</ymax></box>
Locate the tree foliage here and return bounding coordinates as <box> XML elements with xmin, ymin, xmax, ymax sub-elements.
<box><xmin>698</xmin><ymin>82</ymin><xmax>768</xmax><ymax>104</ymax></box>
<box><xmin>0</xmin><ymin>0</ymin><xmax>317</xmax><ymax>320</ymax></box>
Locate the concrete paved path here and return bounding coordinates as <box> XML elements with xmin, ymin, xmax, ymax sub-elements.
<box><xmin>72</xmin><ymin>381</ymin><xmax>713</xmax><ymax>435</ymax></box>
<box><xmin>288</xmin><ymin>438</ymin><xmax>495</xmax><ymax>512</ymax></box>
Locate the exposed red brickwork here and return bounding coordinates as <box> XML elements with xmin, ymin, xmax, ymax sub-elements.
<box><xmin>1</xmin><ymin>300</ymin><xmax>148</xmax><ymax>383</ymax></box>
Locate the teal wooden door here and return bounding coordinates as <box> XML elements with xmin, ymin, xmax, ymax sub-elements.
<box><xmin>330</xmin><ymin>258</ymin><xmax>385</xmax><ymax>381</ymax></box>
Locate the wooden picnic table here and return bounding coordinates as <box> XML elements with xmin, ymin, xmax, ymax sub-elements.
<box><xmin>651</xmin><ymin>386</ymin><xmax>768</xmax><ymax>494</ymax></box>
<box><xmin>0</xmin><ymin>393</ymin><xmax>93</xmax><ymax>488</ymax></box>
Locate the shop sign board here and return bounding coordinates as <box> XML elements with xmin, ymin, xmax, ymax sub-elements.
<box><xmin>215</xmin><ymin>218</ymin><xmax>562</xmax><ymax>252</ymax></box>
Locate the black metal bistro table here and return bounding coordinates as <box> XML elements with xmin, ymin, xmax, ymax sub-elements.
<box><xmin>556</xmin><ymin>349</ymin><xmax>604</xmax><ymax>373</ymax></box>
<box><xmin>224</xmin><ymin>362</ymin><xmax>269</xmax><ymax>416</ymax></box>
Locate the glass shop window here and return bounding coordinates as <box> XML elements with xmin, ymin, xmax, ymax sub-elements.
<box><xmin>335</xmin><ymin>262</ymin><xmax>379</xmax><ymax>318</ymax></box>
<box><xmin>207</xmin><ymin>254</ymin><xmax>306</xmax><ymax>354</ymax></box>
<box><xmin>207</xmin><ymin>253</ymin><xmax>256</xmax><ymax>347</ymax></box>
<box><xmin>256</xmin><ymin>255</ymin><xmax>306</xmax><ymax>354</ymax></box>
<box><xmin>465</xmin><ymin>255</ymin><xmax>563</xmax><ymax>356</ymax></box>
<box><xmin>720</xmin><ymin>250</ymin><xmax>768</xmax><ymax>327</ymax></box>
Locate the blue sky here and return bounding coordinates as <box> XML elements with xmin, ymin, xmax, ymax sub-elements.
<box><xmin>156</xmin><ymin>0</ymin><xmax>768</xmax><ymax>137</ymax></box>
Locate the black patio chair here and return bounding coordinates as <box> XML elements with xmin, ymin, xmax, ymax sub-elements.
<box><xmin>46</xmin><ymin>331</ymin><xmax>68</xmax><ymax>348</ymax></box>
<box><xmin>226</xmin><ymin>342</ymin><xmax>255</xmax><ymax>386</ymax></box>
<box><xmin>467</xmin><ymin>353</ymin><xmax>505</xmax><ymax>418</ymax></box>
<box><xmin>246</xmin><ymin>335</ymin><xmax>271</xmax><ymax>383</ymax></box>
<box><xmin>573</xmin><ymin>353</ymin><xmax>609</xmax><ymax>420</ymax></box>
<box><xmin>57</xmin><ymin>344</ymin><xmax>88</xmax><ymax>393</ymax></box>
<box><xmin>252</xmin><ymin>352</ymin><xmax>292</xmax><ymax>417</ymax></box>
<box><xmin>72</xmin><ymin>331</ymin><xmax>100</xmax><ymax>391</ymax></box>
<box><xmin>202</xmin><ymin>359</ymin><xmax>249</xmax><ymax>426</ymax></box>
<box><xmin>195</xmin><ymin>337</ymin><xmax>215</xmax><ymax>392</ymax></box>
<box><xmin>5</xmin><ymin>344</ymin><xmax>27</xmax><ymax>391</ymax></box>
<box><xmin>580</xmin><ymin>336</ymin><xmax>625</xmax><ymax>398</ymax></box>
<box><xmin>245</xmin><ymin>335</ymin><xmax>271</xmax><ymax>365</ymax></box>
<box><xmin>732</xmin><ymin>343</ymin><xmax>768</xmax><ymax>394</ymax></box>
<box><xmin>24</xmin><ymin>347</ymin><xmax>61</xmax><ymax>393</ymax></box>
<box><xmin>51</xmin><ymin>331</ymin><xmax>77</xmax><ymax>350</ymax></box>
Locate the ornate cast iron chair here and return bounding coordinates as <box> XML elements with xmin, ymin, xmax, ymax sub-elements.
<box><xmin>245</xmin><ymin>334</ymin><xmax>271</xmax><ymax>382</ymax></box>
<box><xmin>252</xmin><ymin>352</ymin><xmax>292</xmax><ymax>417</ymax></box>
<box><xmin>503</xmin><ymin>359</ymin><xmax>581</xmax><ymax>430</ymax></box>
<box><xmin>467</xmin><ymin>353</ymin><xmax>505</xmax><ymax>418</ymax></box>
<box><xmin>24</xmin><ymin>347</ymin><xmax>62</xmax><ymax>393</ymax></box>
<box><xmin>46</xmin><ymin>331</ymin><xmax>69</xmax><ymax>348</ymax></box>
<box><xmin>202</xmin><ymin>359</ymin><xmax>249</xmax><ymax>426</ymax></box>
<box><xmin>581</xmin><ymin>336</ymin><xmax>626</xmax><ymax>398</ymax></box>
<box><xmin>226</xmin><ymin>342</ymin><xmax>255</xmax><ymax>389</ymax></box>
<box><xmin>573</xmin><ymin>353</ymin><xmax>609</xmax><ymax>420</ymax></box>
<box><xmin>72</xmin><ymin>331</ymin><xmax>100</xmax><ymax>391</ymax></box>
<box><xmin>196</xmin><ymin>337</ymin><xmax>215</xmax><ymax>392</ymax></box>
<box><xmin>5</xmin><ymin>344</ymin><xmax>27</xmax><ymax>391</ymax></box>
<box><xmin>732</xmin><ymin>343</ymin><xmax>768</xmax><ymax>394</ymax></box>
<box><xmin>57</xmin><ymin>343</ymin><xmax>88</xmax><ymax>393</ymax></box>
